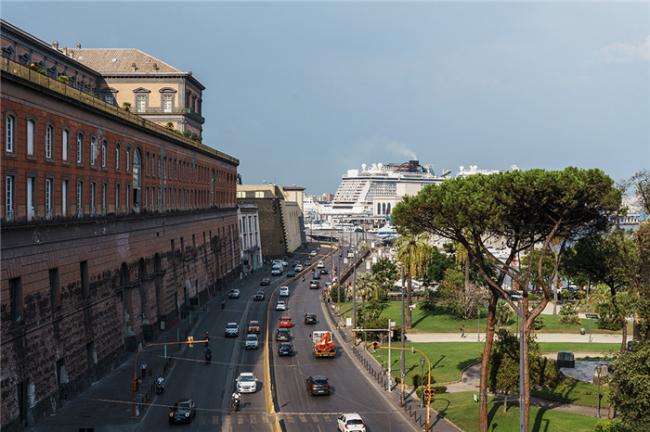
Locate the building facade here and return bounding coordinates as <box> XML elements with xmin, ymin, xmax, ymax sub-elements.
<box><xmin>238</xmin><ymin>203</ymin><xmax>263</xmax><ymax>274</ymax></box>
<box><xmin>236</xmin><ymin>185</ymin><xmax>304</xmax><ymax>257</ymax></box>
<box><xmin>0</xmin><ymin>20</ymin><xmax>239</xmax><ymax>431</ymax></box>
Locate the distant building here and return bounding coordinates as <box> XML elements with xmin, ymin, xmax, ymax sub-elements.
<box><xmin>66</xmin><ymin>47</ymin><xmax>205</xmax><ymax>140</ymax></box>
<box><xmin>237</xmin><ymin>185</ymin><xmax>305</xmax><ymax>257</ymax></box>
<box><xmin>238</xmin><ymin>204</ymin><xmax>263</xmax><ymax>273</ymax></box>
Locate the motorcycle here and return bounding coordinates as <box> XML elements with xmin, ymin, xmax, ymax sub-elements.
<box><xmin>155</xmin><ymin>377</ymin><xmax>165</xmax><ymax>394</ymax></box>
<box><xmin>231</xmin><ymin>395</ymin><xmax>241</xmax><ymax>412</ymax></box>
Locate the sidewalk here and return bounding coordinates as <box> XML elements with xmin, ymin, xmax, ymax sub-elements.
<box><xmin>28</xmin><ymin>267</ymin><xmax>271</xmax><ymax>432</ymax></box>
<box><xmin>407</xmin><ymin>333</ymin><xmax>623</xmax><ymax>343</ymax></box>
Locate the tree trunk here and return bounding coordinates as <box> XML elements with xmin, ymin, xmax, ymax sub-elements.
<box><xmin>406</xmin><ymin>267</ymin><xmax>413</xmax><ymax>329</ymax></box>
<box><xmin>479</xmin><ymin>293</ymin><xmax>497</xmax><ymax>432</ymax></box>
<box><xmin>503</xmin><ymin>393</ymin><xmax>508</xmax><ymax>413</ymax></box>
<box><xmin>522</xmin><ymin>323</ymin><xmax>530</xmax><ymax>432</ymax></box>
<box><xmin>621</xmin><ymin>315</ymin><xmax>628</xmax><ymax>353</ymax></box>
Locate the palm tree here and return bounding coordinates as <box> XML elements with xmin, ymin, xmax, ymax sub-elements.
<box><xmin>395</xmin><ymin>231</ymin><xmax>432</xmax><ymax>328</ymax></box>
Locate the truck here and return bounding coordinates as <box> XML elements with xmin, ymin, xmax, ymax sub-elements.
<box><xmin>312</xmin><ymin>330</ymin><xmax>336</xmax><ymax>358</ymax></box>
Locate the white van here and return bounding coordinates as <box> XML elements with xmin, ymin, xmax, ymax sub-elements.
<box><xmin>279</xmin><ymin>286</ymin><xmax>290</xmax><ymax>297</ymax></box>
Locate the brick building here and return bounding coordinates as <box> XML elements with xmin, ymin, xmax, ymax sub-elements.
<box><xmin>0</xmin><ymin>20</ymin><xmax>239</xmax><ymax>430</ymax></box>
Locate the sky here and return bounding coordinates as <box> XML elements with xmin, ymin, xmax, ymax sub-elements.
<box><xmin>3</xmin><ymin>1</ymin><xmax>649</xmax><ymax>194</ymax></box>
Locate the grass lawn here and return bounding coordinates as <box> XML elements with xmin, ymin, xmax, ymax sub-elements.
<box><xmin>336</xmin><ymin>301</ymin><xmax>629</xmax><ymax>334</ymax></box>
<box><xmin>432</xmin><ymin>391</ymin><xmax>600</xmax><ymax>432</ymax></box>
<box><xmin>371</xmin><ymin>342</ymin><xmax>619</xmax><ymax>384</ymax></box>
<box><xmin>532</xmin><ymin>377</ymin><xmax>610</xmax><ymax>409</ymax></box>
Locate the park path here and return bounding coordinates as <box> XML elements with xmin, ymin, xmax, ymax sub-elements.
<box><xmin>407</xmin><ymin>332</ymin><xmax>623</xmax><ymax>343</ymax></box>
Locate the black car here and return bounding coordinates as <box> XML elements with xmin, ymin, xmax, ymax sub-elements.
<box><xmin>260</xmin><ymin>278</ymin><xmax>271</xmax><ymax>286</ymax></box>
<box><xmin>254</xmin><ymin>290</ymin><xmax>265</xmax><ymax>301</ymax></box>
<box><xmin>306</xmin><ymin>375</ymin><xmax>331</xmax><ymax>396</ymax></box>
<box><xmin>278</xmin><ymin>342</ymin><xmax>294</xmax><ymax>356</ymax></box>
<box><xmin>319</xmin><ymin>268</ymin><xmax>328</xmax><ymax>275</ymax></box>
<box><xmin>169</xmin><ymin>398</ymin><xmax>196</xmax><ymax>424</ymax></box>
<box><xmin>304</xmin><ymin>313</ymin><xmax>317</xmax><ymax>325</ymax></box>
<box><xmin>275</xmin><ymin>328</ymin><xmax>291</xmax><ymax>342</ymax></box>
<box><xmin>312</xmin><ymin>272</ymin><xmax>321</xmax><ymax>280</ymax></box>
<box><xmin>304</xmin><ymin>259</ymin><xmax>311</xmax><ymax>266</ymax></box>
<box><xmin>286</xmin><ymin>270</ymin><xmax>295</xmax><ymax>278</ymax></box>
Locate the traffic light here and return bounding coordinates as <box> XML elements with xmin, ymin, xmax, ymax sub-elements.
<box><xmin>423</xmin><ymin>385</ymin><xmax>435</xmax><ymax>401</ymax></box>
<box><xmin>372</xmin><ymin>341</ymin><xmax>379</xmax><ymax>351</ymax></box>
<box><xmin>187</xmin><ymin>336</ymin><xmax>194</xmax><ymax>348</ymax></box>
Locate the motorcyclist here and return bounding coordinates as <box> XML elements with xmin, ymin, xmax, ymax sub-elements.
<box><xmin>155</xmin><ymin>376</ymin><xmax>165</xmax><ymax>394</ymax></box>
<box><xmin>205</xmin><ymin>347</ymin><xmax>212</xmax><ymax>364</ymax></box>
<box><xmin>204</xmin><ymin>331</ymin><xmax>210</xmax><ymax>347</ymax></box>
<box><xmin>221</xmin><ymin>299</ymin><xmax>226</xmax><ymax>309</ymax></box>
<box><xmin>231</xmin><ymin>391</ymin><xmax>241</xmax><ymax>410</ymax></box>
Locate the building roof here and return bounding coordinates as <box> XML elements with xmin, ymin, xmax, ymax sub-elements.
<box><xmin>282</xmin><ymin>185</ymin><xmax>305</xmax><ymax>191</ymax></box>
<box><xmin>67</xmin><ymin>48</ymin><xmax>184</xmax><ymax>75</ymax></box>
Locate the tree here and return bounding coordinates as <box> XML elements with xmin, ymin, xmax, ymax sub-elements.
<box><xmin>439</xmin><ymin>267</ymin><xmax>486</xmax><ymax>319</ymax></box>
<box><xmin>371</xmin><ymin>257</ymin><xmax>399</xmax><ymax>297</ymax></box>
<box><xmin>394</xmin><ymin>167</ymin><xmax>620</xmax><ymax>431</ymax></box>
<box><xmin>609</xmin><ymin>342</ymin><xmax>650</xmax><ymax>430</ymax></box>
<box><xmin>563</xmin><ymin>230</ymin><xmax>640</xmax><ymax>351</ymax></box>
<box><xmin>489</xmin><ymin>330</ymin><xmax>520</xmax><ymax>413</ymax></box>
<box><xmin>635</xmin><ymin>223</ymin><xmax>650</xmax><ymax>340</ymax></box>
<box><xmin>559</xmin><ymin>301</ymin><xmax>580</xmax><ymax>325</ymax></box>
<box><xmin>394</xmin><ymin>231</ymin><xmax>431</xmax><ymax>328</ymax></box>
<box><xmin>424</xmin><ymin>246</ymin><xmax>454</xmax><ymax>285</ymax></box>
<box><xmin>495</xmin><ymin>300</ymin><xmax>514</xmax><ymax>328</ymax></box>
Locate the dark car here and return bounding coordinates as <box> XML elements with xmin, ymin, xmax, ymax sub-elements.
<box><xmin>304</xmin><ymin>313</ymin><xmax>317</xmax><ymax>325</ymax></box>
<box><xmin>260</xmin><ymin>278</ymin><xmax>271</xmax><ymax>286</ymax></box>
<box><xmin>304</xmin><ymin>259</ymin><xmax>311</xmax><ymax>266</ymax></box>
<box><xmin>278</xmin><ymin>342</ymin><xmax>294</xmax><ymax>356</ymax></box>
<box><xmin>319</xmin><ymin>268</ymin><xmax>328</xmax><ymax>275</ymax></box>
<box><xmin>312</xmin><ymin>272</ymin><xmax>321</xmax><ymax>280</ymax></box>
<box><xmin>254</xmin><ymin>290</ymin><xmax>265</xmax><ymax>301</ymax></box>
<box><xmin>306</xmin><ymin>375</ymin><xmax>331</xmax><ymax>396</ymax></box>
<box><xmin>275</xmin><ymin>328</ymin><xmax>291</xmax><ymax>342</ymax></box>
<box><xmin>286</xmin><ymin>270</ymin><xmax>295</xmax><ymax>278</ymax></box>
<box><xmin>169</xmin><ymin>398</ymin><xmax>196</xmax><ymax>424</ymax></box>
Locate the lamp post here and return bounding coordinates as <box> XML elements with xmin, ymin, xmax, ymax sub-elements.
<box><xmin>400</xmin><ymin>266</ymin><xmax>406</xmax><ymax>406</ymax></box>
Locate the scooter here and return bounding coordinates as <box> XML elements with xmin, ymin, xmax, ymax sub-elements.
<box><xmin>155</xmin><ymin>377</ymin><xmax>165</xmax><ymax>394</ymax></box>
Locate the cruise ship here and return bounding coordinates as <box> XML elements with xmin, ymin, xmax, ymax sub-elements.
<box><xmin>320</xmin><ymin>160</ymin><xmax>447</xmax><ymax>225</ymax></box>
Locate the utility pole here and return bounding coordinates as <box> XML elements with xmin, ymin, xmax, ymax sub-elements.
<box><xmin>518</xmin><ymin>301</ymin><xmax>525</xmax><ymax>432</ymax></box>
<box><xmin>387</xmin><ymin>319</ymin><xmax>392</xmax><ymax>392</ymax></box>
<box><xmin>400</xmin><ymin>266</ymin><xmax>406</xmax><ymax>406</ymax></box>
<box><xmin>352</xmin><ymin>254</ymin><xmax>357</xmax><ymax>330</ymax></box>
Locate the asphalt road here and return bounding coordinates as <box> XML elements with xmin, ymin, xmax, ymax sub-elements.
<box><xmin>270</xmin><ymin>245</ymin><xmax>417</xmax><ymax>432</ymax></box>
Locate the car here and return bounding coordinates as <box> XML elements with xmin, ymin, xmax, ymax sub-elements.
<box><xmin>279</xmin><ymin>286</ymin><xmax>290</xmax><ymax>297</ymax></box>
<box><xmin>310</xmin><ymin>250</ymin><xmax>318</xmax><ymax>257</ymax></box>
<box><xmin>235</xmin><ymin>372</ymin><xmax>258</xmax><ymax>393</ymax></box>
<box><xmin>247</xmin><ymin>320</ymin><xmax>261</xmax><ymax>334</ymax></box>
<box><xmin>317</xmin><ymin>261</ymin><xmax>325</xmax><ymax>269</ymax></box>
<box><xmin>224</xmin><ymin>322</ymin><xmax>239</xmax><ymax>337</ymax></box>
<box><xmin>325</xmin><ymin>282</ymin><xmax>333</xmax><ymax>288</ymax></box>
<box><xmin>271</xmin><ymin>267</ymin><xmax>282</xmax><ymax>276</ymax></box>
<box><xmin>304</xmin><ymin>313</ymin><xmax>317</xmax><ymax>325</ymax></box>
<box><xmin>275</xmin><ymin>328</ymin><xmax>291</xmax><ymax>341</ymax></box>
<box><xmin>304</xmin><ymin>259</ymin><xmax>311</xmax><ymax>266</ymax></box>
<box><xmin>169</xmin><ymin>398</ymin><xmax>196</xmax><ymax>424</ymax></box>
<box><xmin>253</xmin><ymin>290</ymin><xmax>265</xmax><ymax>301</ymax></box>
<box><xmin>337</xmin><ymin>413</ymin><xmax>366</xmax><ymax>432</ymax></box>
<box><xmin>347</xmin><ymin>251</ymin><xmax>354</xmax><ymax>259</ymax></box>
<box><xmin>306</xmin><ymin>375</ymin><xmax>331</xmax><ymax>396</ymax></box>
<box><xmin>312</xmin><ymin>272</ymin><xmax>321</xmax><ymax>280</ymax></box>
<box><xmin>245</xmin><ymin>334</ymin><xmax>259</xmax><ymax>350</ymax></box>
<box><xmin>319</xmin><ymin>268</ymin><xmax>328</xmax><ymax>275</ymax></box>
<box><xmin>260</xmin><ymin>278</ymin><xmax>271</xmax><ymax>286</ymax></box>
<box><xmin>227</xmin><ymin>289</ymin><xmax>240</xmax><ymax>299</ymax></box>
<box><xmin>286</xmin><ymin>270</ymin><xmax>295</xmax><ymax>278</ymax></box>
<box><xmin>294</xmin><ymin>264</ymin><xmax>304</xmax><ymax>272</ymax></box>
<box><xmin>275</xmin><ymin>300</ymin><xmax>287</xmax><ymax>311</ymax></box>
<box><xmin>278</xmin><ymin>342</ymin><xmax>294</xmax><ymax>356</ymax></box>
<box><xmin>279</xmin><ymin>316</ymin><xmax>293</xmax><ymax>328</ymax></box>
<box><xmin>309</xmin><ymin>280</ymin><xmax>320</xmax><ymax>289</ymax></box>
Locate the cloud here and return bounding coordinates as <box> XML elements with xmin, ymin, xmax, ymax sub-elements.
<box><xmin>601</xmin><ymin>36</ymin><xmax>650</xmax><ymax>63</ymax></box>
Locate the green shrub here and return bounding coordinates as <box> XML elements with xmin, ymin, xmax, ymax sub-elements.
<box><xmin>559</xmin><ymin>302</ymin><xmax>581</xmax><ymax>325</ymax></box>
<box><xmin>433</xmin><ymin>385</ymin><xmax>447</xmax><ymax>394</ymax></box>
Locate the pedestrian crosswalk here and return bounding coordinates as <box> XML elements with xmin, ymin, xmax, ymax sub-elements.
<box><xmin>193</xmin><ymin>412</ymin><xmax>337</xmax><ymax>427</ymax></box>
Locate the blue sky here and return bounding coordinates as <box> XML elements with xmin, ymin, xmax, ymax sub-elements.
<box><xmin>4</xmin><ymin>1</ymin><xmax>649</xmax><ymax>194</ymax></box>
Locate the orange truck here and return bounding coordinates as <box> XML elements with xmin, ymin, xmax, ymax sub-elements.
<box><xmin>312</xmin><ymin>330</ymin><xmax>336</xmax><ymax>358</ymax></box>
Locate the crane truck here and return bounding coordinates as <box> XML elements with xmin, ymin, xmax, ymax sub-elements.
<box><xmin>312</xmin><ymin>330</ymin><xmax>336</xmax><ymax>358</ymax></box>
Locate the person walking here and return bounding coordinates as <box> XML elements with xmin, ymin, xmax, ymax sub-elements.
<box><xmin>460</xmin><ymin>326</ymin><xmax>465</xmax><ymax>338</ymax></box>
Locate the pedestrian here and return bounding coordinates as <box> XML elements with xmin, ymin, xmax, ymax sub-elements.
<box><xmin>140</xmin><ymin>362</ymin><xmax>148</xmax><ymax>379</ymax></box>
<box><xmin>460</xmin><ymin>326</ymin><xmax>465</xmax><ymax>338</ymax></box>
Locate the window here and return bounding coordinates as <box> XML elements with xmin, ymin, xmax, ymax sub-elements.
<box><xmin>45</xmin><ymin>178</ymin><xmax>53</xmax><ymax>218</ymax></box>
<box><xmin>80</xmin><ymin>261</ymin><xmax>89</xmax><ymax>298</ymax></box>
<box><xmin>27</xmin><ymin>119</ymin><xmax>35</xmax><ymax>156</ymax></box>
<box><xmin>115</xmin><ymin>183</ymin><xmax>120</xmax><ymax>210</ymax></box>
<box><xmin>101</xmin><ymin>183</ymin><xmax>107</xmax><ymax>213</ymax></box>
<box><xmin>49</xmin><ymin>268</ymin><xmax>60</xmax><ymax>311</ymax></box>
<box><xmin>62</xmin><ymin>129</ymin><xmax>69</xmax><ymax>161</ymax></box>
<box><xmin>5</xmin><ymin>114</ymin><xmax>15</xmax><ymax>152</ymax></box>
<box><xmin>45</xmin><ymin>124</ymin><xmax>53</xmax><ymax>159</ymax></box>
<box><xmin>76</xmin><ymin>132</ymin><xmax>83</xmax><ymax>163</ymax></box>
<box><xmin>126</xmin><ymin>185</ymin><xmax>131</xmax><ymax>209</ymax></box>
<box><xmin>115</xmin><ymin>144</ymin><xmax>120</xmax><ymax>170</ymax></box>
<box><xmin>101</xmin><ymin>140</ymin><xmax>107</xmax><ymax>168</ymax></box>
<box><xmin>5</xmin><ymin>175</ymin><xmax>14</xmax><ymax>221</ymax></box>
<box><xmin>162</xmin><ymin>94</ymin><xmax>173</xmax><ymax>113</ymax></box>
<box><xmin>136</xmin><ymin>94</ymin><xmax>146</xmax><ymax>113</ymax></box>
<box><xmin>126</xmin><ymin>148</ymin><xmax>130</xmax><ymax>172</ymax></box>
<box><xmin>9</xmin><ymin>277</ymin><xmax>22</xmax><ymax>322</ymax></box>
<box><xmin>61</xmin><ymin>179</ymin><xmax>68</xmax><ymax>216</ymax></box>
<box><xmin>76</xmin><ymin>180</ymin><xmax>83</xmax><ymax>215</ymax></box>
<box><xmin>26</xmin><ymin>177</ymin><xmax>35</xmax><ymax>221</ymax></box>
<box><xmin>90</xmin><ymin>136</ymin><xmax>97</xmax><ymax>166</ymax></box>
<box><xmin>90</xmin><ymin>182</ymin><xmax>96</xmax><ymax>214</ymax></box>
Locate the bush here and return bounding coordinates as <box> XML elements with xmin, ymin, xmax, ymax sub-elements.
<box><xmin>559</xmin><ymin>302</ymin><xmax>581</xmax><ymax>325</ymax></box>
<box><xmin>594</xmin><ymin>419</ymin><xmax>628</xmax><ymax>432</ymax></box>
<box><xmin>533</xmin><ymin>316</ymin><xmax>545</xmax><ymax>330</ymax></box>
<box><xmin>433</xmin><ymin>385</ymin><xmax>447</xmax><ymax>394</ymax></box>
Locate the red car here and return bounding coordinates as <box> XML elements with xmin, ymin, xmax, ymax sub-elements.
<box><xmin>279</xmin><ymin>316</ymin><xmax>293</xmax><ymax>328</ymax></box>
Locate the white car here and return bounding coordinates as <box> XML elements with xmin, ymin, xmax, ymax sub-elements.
<box><xmin>279</xmin><ymin>286</ymin><xmax>290</xmax><ymax>297</ymax></box>
<box><xmin>337</xmin><ymin>413</ymin><xmax>366</xmax><ymax>432</ymax></box>
<box><xmin>224</xmin><ymin>322</ymin><xmax>239</xmax><ymax>337</ymax></box>
<box><xmin>236</xmin><ymin>372</ymin><xmax>258</xmax><ymax>393</ymax></box>
<box><xmin>317</xmin><ymin>261</ymin><xmax>325</xmax><ymax>269</ymax></box>
<box><xmin>294</xmin><ymin>264</ymin><xmax>304</xmax><ymax>272</ymax></box>
<box><xmin>228</xmin><ymin>289</ymin><xmax>240</xmax><ymax>299</ymax></box>
<box><xmin>275</xmin><ymin>300</ymin><xmax>287</xmax><ymax>311</ymax></box>
<box><xmin>347</xmin><ymin>251</ymin><xmax>354</xmax><ymax>259</ymax></box>
<box><xmin>271</xmin><ymin>267</ymin><xmax>282</xmax><ymax>276</ymax></box>
<box><xmin>310</xmin><ymin>250</ymin><xmax>318</xmax><ymax>256</ymax></box>
<box><xmin>245</xmin><ymin>334</ymin><xmax>259</xmax><ymax>350</ymax></box>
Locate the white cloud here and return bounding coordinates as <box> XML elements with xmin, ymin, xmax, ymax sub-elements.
<box><xmin>601</xmin><ymin>36</ymin><xmax>650</xmax><ymax>63</ymax></box>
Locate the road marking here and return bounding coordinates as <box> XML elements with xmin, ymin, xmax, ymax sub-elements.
<box><xmin>212</xmin><ymin>415</ymin><xmax>220</xmax><ymax>424</ymax></box>
<box><xmin>311</xmin><ymin>415</ymin><xmax>320</xmax><ymax>423</ymax></box>
<box><xmin>237</xmin><ymin>415</ymin><xmax>244</xmax><ymax>425</ymax></box>
<box><xmin>299</xmin><ymin>414</ymin><xmax>307</xmax><ymax>423</ymax></box>
<box><xmin>250</xmin><ymin>414</ymin><xmax>256</xmax><ymax>424</ymax></box>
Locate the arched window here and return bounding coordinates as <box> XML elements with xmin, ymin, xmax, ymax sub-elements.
<box><xmin>76</xmin><ymin>132</ymin><xmax>83</xmax><ymax>164</ymax></box>
<box><xmin>26</xmin><ymin>119</ymin><xmax>35</xmax><ymax>156</ymax></box>
<box><xmin>387</xmin><ymin>203</ymin><xmax>391</xmax><ymax>215</ymax></box>
<box><xmin>101</xmin><ymin>140</ymin><xmax>107</xmax><ymax>168</ymax></box>
<box><xmin>5</xmin><ymin>114</ymin><xmax>15</xmax><ymax>152</ymax></box>
<box><xmin>126</xmin><ymin>147</ymin><xmax>131</xmax><ymax>172</ymax></box>
<box><xmin>90</xmin><ymin>136</ymin><xmax>97</xmax><ymax>166</ymax></box>
<box><xmin>62</xmin><ymin>129</ymin><xmax>69</xmax><ymax>161</ymax></box>
<box><xmin>115</xmin><ymin>144</ymin><xmax>120</xmax><ymax>170</ymax></box>
<box><xmin>133</xmin><ymin>148</ymin><xmax>142</xmax><ymax>209</ymax></box>
<box><xmin>377</xmin><ymin>203</ymin><xmax>381</xmax><ymax>214</ymax></box>
<box><xmin>45</xmin><ymin>124</ymin><xmax>53</xmax><ymax>159</ymax></box>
